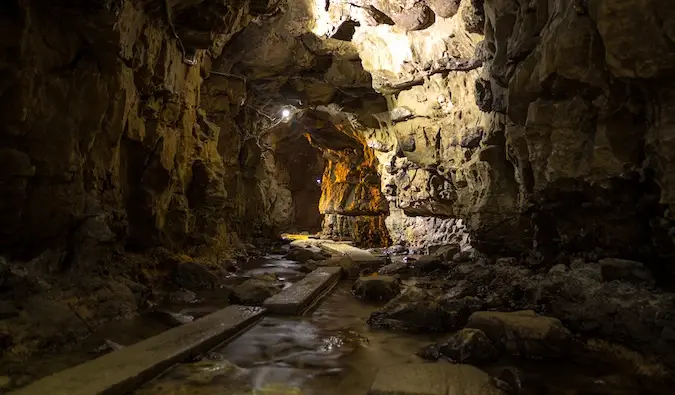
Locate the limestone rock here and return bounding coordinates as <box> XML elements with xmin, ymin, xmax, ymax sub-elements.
<box><xmin>231</xmin><ymin>278</ymin><xmax>283</xmax><ymax>306</ymax></box>
<box><xmin>466</xmin><ymin>310</ymin><xmax>574</xmax><ymax>358</ymax></box>
<box><xmin>368</xmin><ymin>287</ymin><xmax>483</xmax><ymax>332</ymax></box>
<box><xmin>285</xmin><ymin>248</ymin><xmax>327</xmax><ymax>263</ymax></box>
<box><xmin>438</xmin><ymin>328</ymin><xmax>500</xmax><ymax>364</ymax></box>
<box><xmin>174</xmin><ymin>261</ymin><xmax>221</xmax><ymax>290</ymax></box>
<box><xmin>352</xmin><ymin>275</ymin><xmax>401</xmax><ymax>301</ymax></box>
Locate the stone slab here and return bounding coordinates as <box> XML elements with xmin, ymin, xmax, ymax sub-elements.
<box><xmin>263</xmin><ymin>266</ymin><xmax>342</xmax><ymax>315</ymax></box>
<box><xmin>369</xmin><ymin>364</ymin><xmax>504</xmax><ymax>395</ymax></box>
<box><xmin>9</xmin><ymin>305</ymin><xmax>264</xmax><ymax>395</ymax></box>
<box><xmin>318</xmin><ymin>242</ymin><xmax>381</xmax><ymax>263</ymax></box>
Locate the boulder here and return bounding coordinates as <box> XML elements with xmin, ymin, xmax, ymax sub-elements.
<box><xmin>231</xmin><ymin>278</ymin><xmax>282</xmax><ymax>306</ymax></box>
<box><xmin>285</xmin><ymin>248</ymin><xmax>327</xmax><ymax>263</ymax></box>
<box><xmin>427</xmin><ymin>0</ymin><xmax>462</xmax><ymax>19</ymax></box>
<box><xmin>598</xmin><ymin>258</ymin><xmax>654</xmax><ymax>285</ymax></box>
<box><xmin>438</xmin><ymin>328</ymin><xmax>500</xmax><ymax>364</ymax></box>
<box><xmin>174</xmin><ymin>261</ymin><xmax>221</xmax><ymax>290</ymax></box>
<box><xmin>466</xmin><ymin>310</ymin><xmax>573</xmax><ymax>358</ymax></box>
<box><xmin>414</xmin><ymin>244</ymin><xmax>460</xmax><ymax>272</ymax></box>
<box><xmin>352</xmin><ymin>275</ymin><xmax>401</xmax><ymax>302</ymax></box>
<box><xmin>416</xmin><ymin>343</ymin><xmax>442</xmax><ymax>361</ymax></box>
<box><xmin>368</xmin><ymin>288</ymin><xmax>483</xmax><ymax>333</ymax></box>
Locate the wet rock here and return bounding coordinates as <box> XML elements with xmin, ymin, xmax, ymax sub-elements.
<box><xmin>352</xmin><ymin>275</ymin><xmax>401</xmax><ymax>302</ymax></box>
<box><xmin>495</xmin><ymin>367</ymin><xmax>523</xmax><ymax>394</ymax></box>
<box><xmin>93</xmin><ymin>339</ymin><xmax>125</xmax><ymax>355</ymax></box>
<box><xmin>231</xmin><ymin>277</ymin><xmax>282</xmax><ymax>306</ymax></box>
<box><xmin>7</xmin><ymin>297</ymin><xmax>91</xmax><ymax>355</ymax></box>
<box><xmin>416</xmin><ymin>343</ymin><xmax>442</xmax><ymax>361</ymax></box>
<box><xmin>174</xmin><ymin>261</ymin><xmax>221</xmax><ymax>290</ymax></box>
<box><xmin>452</xmin><ymin>250</ymin><xmax>473</xmax><ymax>262</ymax></box>
<box><xmin>438</xmin><ymin>328</ymin><xmax>500</xmax><ymax>364</ymax></box>
<box><xmin>414</xmin><ymin>244</ymin><xmax>460</xmax><ymax>272</ymax></box>
<box><xmin>598</xmin><ymin>258</ymin><xmax>654</xmax><ymax>285</ymax></box>
<box><xmin>443</xmin><ymin>280</ymin><xmax>477</xmax><ymax>299</ymax></box>
<box><xmin>327</xmin><ymin>255</ymin><xmax>383</xmax><ymax>277</ymax></box>
<box><xmin>285</xmin><ymin>248</ymin><xmax>327</xmax><ymax>263</ymax></box>
<box><xmin>466</xmin><ymin>310</ymin><xmax>574</xmax><ymax>359</ymax></box>
<box><xmin>548</xmin><ymin>264</ymin><xmax>568</xmax><ymax>275</ymax></box>
<box><xmin>70</xmin><ymin>279</ymin><xmax>138</xmax><ymax>325</ymax></box>
<box><xmin>368</xmin><ymin>287</ymin><xmax>483</xmax><ymax>333</ymax></box>
<box><xmin>300</xmin><ymin>259</ymin><xmax>319</xmax><ymax>273</ymax></box>
<box><xmin>167</xmin><ymin>289</ymin><xmax>198</xmax><ymax>304</ymax></box>
<box><xmin>378</xmin><ymin>260</ymin><xmax>415</xmax><ymax>277</ymax></box>
<box><xmin>384</xmin><ymin>244</ymin><xmax>408</xmax><ymax>255</ymax></box>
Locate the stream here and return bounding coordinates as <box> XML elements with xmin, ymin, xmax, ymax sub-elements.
<box><xmin>3</xmin><ymin>254</ymin><xmax>670</xmax><ymax>394</ymax></box>
<box><xmin>132</xmin><ymin>255</ymin><xmax>668</xmax><ymax>395</ymax></box>
<box><xmin>134</xmin><ymin>254</ymin><xmax>437</xmax><ymax>395</ymax></box>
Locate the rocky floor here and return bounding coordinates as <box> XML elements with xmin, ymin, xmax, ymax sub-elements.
<box><xmin>2</xmin><ymin>238</ymin><xmax>675</xmax><ymax>394</ymax></box>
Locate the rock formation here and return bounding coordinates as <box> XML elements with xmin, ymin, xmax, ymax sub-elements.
<box><xmin>2</xmin><ymin>0</ymin><xmax>675</xmax><ymax>380</ymax></box>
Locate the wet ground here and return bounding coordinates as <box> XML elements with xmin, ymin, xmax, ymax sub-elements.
<box><xmin>134</xmin><ymin>281</ymin><xmax>437</xmax><ymax>395</ymax></box>
<box><xmin>133</xmin><ymin>255</ymin><xmax>670</xmax><ymax>395</ymax></box>
<box><xmin>3</xmin><ymin>253</ymin><xmax>672</xmax><ymax>394</ymax></box>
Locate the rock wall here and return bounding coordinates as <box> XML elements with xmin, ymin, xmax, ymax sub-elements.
<box><xmin>299</xmin><ymin>113</ymin><xmax>392</xmax><ymax>246</ymax></box>
<box><xmin>479</xmin><ymin>0</ymin><xmax>675</xmax><ymax>272</ymax></box>
<box><xmin>312</xmin><ymin>0</ymin><xmax>675</xmax><ymax>274</ymax></box>
<box><xmin>0</xmin><ymin>0</ymin><xmax>328</xmax><ymax>362</ymax></box>
<box><xmin>0</xmin><ymin>0</ymin><xmax>268</xmax><ymax>263</ymax></box>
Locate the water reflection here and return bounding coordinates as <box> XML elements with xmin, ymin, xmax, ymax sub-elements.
<box><xmin>136</xmin><ymin>284</ymin><xmax>436</xmax><ymax>395</ymax></box>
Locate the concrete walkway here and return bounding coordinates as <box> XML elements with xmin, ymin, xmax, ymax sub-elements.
<box><xmin>9</xmin><ymin>306</ymin><xmax>264</xmax><ymax>395</ymax></box>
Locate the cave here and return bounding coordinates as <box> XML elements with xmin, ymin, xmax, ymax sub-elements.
<box><xmin>1</xmin><ymin>0</ymin><xmax>675</xmax><ymax>394</ymax></box>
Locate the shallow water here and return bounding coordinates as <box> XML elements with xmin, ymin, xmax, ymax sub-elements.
<box><xmin>135</xmin><ymin>281</ymin><xmax>438</xmax><ymax>395</ymax></box>
<box><xmin>134</xmin><ymin>256</ymin><xmax>671</xmax><ymax>395</ymax></box>
<box><xmin>4</xmin><ymin>255</ymin><xmax>670</xmax><ymax>394</ymax></box>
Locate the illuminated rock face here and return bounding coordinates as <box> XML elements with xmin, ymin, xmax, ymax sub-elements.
<box><xmin>309</xmin><ymin>0</ymin><xmax>675</xmax><ymax>271</ymax></box>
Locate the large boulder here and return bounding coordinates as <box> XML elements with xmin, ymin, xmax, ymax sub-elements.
<box><xmin>439</xmin><ymin>328</ymin><xmax>500</xmax><ymax>364</ymax></box>
<box><xmin>368</xmin><ymin>287</ymin><xmax>484</xmax><ymax>332</ymax></box>
<box><xmin>285</xmin><ymin>248</ymin><xmax>327</xmax><ymax>263</ymax></box>
<box><xmin>466</xmin><ymin>310</ymin><xmax>574</xmax><ymax>359</ymax></box>
<box><xmin>413</xmin><ymin>244</ymin><xmax>460</xmax><ymax>272</ymax></box>
<box><xmin>352</xmin><ymin>275</ymin><xmax>401</xmax><ymax>302</ymax></box>
<box><xmin>173</xmin><ymin>261</ymin><xmax>221</xmax><ymax>290</ymax></box>
<box><xmin>231</xmin><ymin>277</ymin><xmax>283</xmax><ymax>306</ymax></box>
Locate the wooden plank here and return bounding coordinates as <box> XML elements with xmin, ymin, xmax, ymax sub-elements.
<box><xmin>9</xmin><ymin>305</ymin><xmax>264</xmax><ymax>395</ymax></box>
<box><xmin>263</xmin><ymin>267</ymin><xmax>342</xmax><ymax>315</ymax></box>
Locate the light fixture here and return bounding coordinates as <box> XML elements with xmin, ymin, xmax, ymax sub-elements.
<box><xmin>281</xmin><ymin>108</ymin><xmax>291</xmax><ymax>118</ymax></box>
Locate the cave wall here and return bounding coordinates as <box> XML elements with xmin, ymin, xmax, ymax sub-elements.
<box><xmin>478</xmin><ymin>0</ymin><xmax>675</xmax><ymax>269</ymax></box>
<box><xmin>0</xmin><ymin>0</ymin><xmax>317</xmax><ymax>267</ymax></box>
<box><xmin>313</xmin><ymin>0</ymin><xmax>675</xmax><ymax>270</ymax></box>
